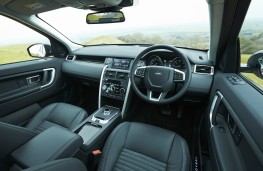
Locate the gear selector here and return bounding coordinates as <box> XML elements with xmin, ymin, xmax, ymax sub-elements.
<box><xmin>92</xmin><ymin>106</ymin><xmax>119</xmax><ymax>124</ymax></box>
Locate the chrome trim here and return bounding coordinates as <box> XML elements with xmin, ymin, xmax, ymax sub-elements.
<box><xmin>98</xmin><ymin>65</ymin><xmax>108</xmax><ymax>109</ymax></box>
<box><xmin>209</xmin><ymin>91</ymin><xmax>223</xmax><ymax>128</ymax></box>
<box><xmin>194</xmin><ymin>65</ymin><xmax>214</xmax><ymax>75</ymax></box>
<box><xmin>149</xmin><ymin>91</ymin><xmax>163</xmax><ymax>101</ymax></box>
<box><xmin>173</xmin><ymin>68</ymin><xmax>185</xmax><ymax>81</ymax></box>
<box><xmin>27</xmin><ymin>75</ymin><xmax>40</xmax><ymax>84</ymax></box>
<box><xmin>66</xmin><ymin>55</ymin><xmax>76</xmax><ymax>61</ymax></box>
<box><xmin>121</xmin><ymin>79</ymin><xmax>131</xmax><ymax>117</ymax></box>
<box><xmin>91</xmin><ymin>106</ymin><xmax>120</xmax><ymax>124</ymax></box>
<box><xmin>41</xmin><ymin>68</ymin><xmax>56</xmax><ymax>88</ymax></box>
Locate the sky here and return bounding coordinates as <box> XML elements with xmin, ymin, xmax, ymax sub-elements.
<box><xmin>39</xmin><ymin>0</ymin><xmax>210</xmax><ymax>34</ymax></box>
<box><xmin>0</xmin><ymin>0</ymin><xmax>263</xmax><ymax>46</ymax></box>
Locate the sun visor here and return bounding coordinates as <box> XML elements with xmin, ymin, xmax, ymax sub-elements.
<box><xmin>6</xmin><ymin>0</ymin><xmax>63</xmax><ymax>15</ymax></box>
<box><xmin>55</xmin><ymin>0</ymin><xmax>133</xmax><ymax>10</ymax></box>
<box><xmin>55</xmin><ymin>0</ymin><xmax>121</xmax><ymax>9</ymax></box>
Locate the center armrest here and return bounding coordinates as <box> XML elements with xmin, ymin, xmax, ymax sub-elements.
<box><xmin>73</xmin><ymin>106</ymin><xmax>121</xmax><ymax>152</ymax></box>
<box><xmin>11</xmin><ymin>126</ymin><xmax>83</xmax><ymax>168</ymax></box>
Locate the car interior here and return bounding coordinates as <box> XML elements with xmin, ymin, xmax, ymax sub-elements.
<box><xmin>0</xmin><ymin>0</ymin><xmax>263</xmax><ymax>171</ymax></box>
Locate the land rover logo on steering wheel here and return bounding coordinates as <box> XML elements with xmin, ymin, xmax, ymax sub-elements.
<box><xmin>155</xmin><ymin>72</ymin><xmax>162</xmax><ymax>75</ymax></box>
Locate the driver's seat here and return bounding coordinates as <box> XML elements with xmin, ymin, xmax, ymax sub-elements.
<box><xmin>98</xmin><ymin>122</ymin><xmax>190</xmax><ymax>171</ymax></box>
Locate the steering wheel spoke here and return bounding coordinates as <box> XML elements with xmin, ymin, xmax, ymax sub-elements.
<box><xmin>134</xmin><ymin>66</ymin><xmax>147</xmax><ymax>78</ymax></box>
<box><xmin>173</xmin><ymin>69</ymin><xmax>185</xmax><ymax>82</ymax></box>
<box><xmin>147</xmin><ymin>90</ymin><xmax>167</xmax><ymax>101</ymax></box>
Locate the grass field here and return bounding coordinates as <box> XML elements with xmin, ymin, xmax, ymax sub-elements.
<box><xmin>240</xmin><ymin>54</ymin><xmax>263</xmax><ymax>89</ymax></box>
<box><xmin>83</xmin><ymin>36</ymin><xmax>124</xmax><ymax>45</ymax></box>
<box><xmin>0</xmin><ymin>44</ymin><xmax>262</xmax><ymax>89</ymax></box>
<box><xmin>0</xmin><ymin>44</ymin><xmax>35</xmax><ymax>65</ymax></box>
<box><xmin>240</xmin><ymin>54</ymin><xmax>251</xmax><ymax>64</ymax></box>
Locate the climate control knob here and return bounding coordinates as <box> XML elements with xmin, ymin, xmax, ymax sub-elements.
<box><xmin>108</xmin><ymin>85</ymin><xmax>115</xmax><ymax>93</ymax></box>
<box><xmin>102</xmin><ymin>84</ymin><xmax>107</xmax><ymax>91</ymax></box>
<box><xmin>120</xmin><ymin>88</ymin><xmax>126</xmax><ymax>94</ymax></box>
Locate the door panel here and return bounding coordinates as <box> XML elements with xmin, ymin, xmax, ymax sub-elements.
<box><xmin>207</xmin><ymin>71</ymin><xmax>263</xmax><ymax>171</ymax></box>
<box><xmin>0</xmin><ymin>58</ymin><xmax>65</xmax><ymax>124</ymax></box>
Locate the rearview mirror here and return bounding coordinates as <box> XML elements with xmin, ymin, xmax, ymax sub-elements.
<box><xmin>27</xmin><ymin>44</ymin><xmax>52</xmax><ymax>58</ymax></box>
<box><xmin>86</xmin><ymin>11</ymin><xmax>125</xmax><ymax>24</ymax></box>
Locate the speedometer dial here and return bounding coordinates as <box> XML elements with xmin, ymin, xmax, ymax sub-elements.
<box><xmin>171</xmin><ymin>57</ymin><xmax>186</xmax><ymax>71</ymax></box>
<box><xmin>149</xmin><ymin>55</ymin><xmax>163</xmax><ymax>66</ymax></box>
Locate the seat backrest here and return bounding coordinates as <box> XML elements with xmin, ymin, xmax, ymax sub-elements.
<box><xmin>97</xmin><ymin>122</ymin><xmax>190</xmax><ymax>171</ymax></box>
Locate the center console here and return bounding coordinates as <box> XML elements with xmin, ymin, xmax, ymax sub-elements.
<box><xmin>73</xmin><ymin>105</ymin><xmax>121</xmax><ymax>152</ymax></box>
<box><xmin>73</xmin><ymin>57</ymin><xmax>133</xmax><ymax>155</ymax></box>
<box><xmin>99</xmin><ymin>58</ymin><xmax>132</xmax><ymax>109</ymax></box>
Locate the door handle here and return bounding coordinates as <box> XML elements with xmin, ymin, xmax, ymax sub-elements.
<box><xmin>27</xmin><ymin>75</ymin><xmax>40</xmax><ymax>84</ymax></box>
<box><xmin>41</xmin><ymin>68</ymin><xmax>56</xmax><ymax>88</ymax></box>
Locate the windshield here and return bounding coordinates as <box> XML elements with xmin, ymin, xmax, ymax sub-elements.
<box><xmin>39</xmin><ymin>0</ymin><xmax>210</xmax><ymax>49</ymax></box>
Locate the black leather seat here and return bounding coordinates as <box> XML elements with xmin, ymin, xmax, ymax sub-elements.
<box><xmin>18</xmin><ymin>122</ymin><xmax>190</xmax><ymax>171</ymax></box>
<box><xmin>98</xmin><ymin>122</ymin><xmax>190</xmax><ymax>171</ymax></box>
<box><xmin>25</xmin><ymin>103</ymin><xmax>87</xmax><ymax>133</ymax></box>
<box><xmin>22</xmin><ymin>158</ymin><xmax>87</xmax><ymax>171</ymax></box>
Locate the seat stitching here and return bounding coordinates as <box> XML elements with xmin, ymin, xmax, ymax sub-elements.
<box><xmin>68</xmin><ymin>110</ymin><xmax>83</xmax><ymax>129</ymax></box>
<box><xmin>121</xmin><ymin>148</ymin><xmax>166</xmax><ymax>168</ymax></box>
<box><xmin>166</xmin><ymin>133</ymin><xmax>175</xmax><ymax>171</ymax></box>
<box><xmin>179</xmin><ymin>137</ymin><xmax>188</xmax><ymax>171</ymax></box>
<box><xmin>45</xmin><ymin>103</ymin><xmax>59</xmax><ymax>122</ymax></box>
<box><xmin>101</xmin><ymin>122</ymin><xmax>131</xmax><ymax>171</ymax></box>
<box><xmin>117</xmin><ymin>154</ymin><xmax>164</xmax><ymax>170</ymax></box>
<box><xmin>116</xmin><ymin>158</ymin><xmax>154</xmax><ymax>171</ymax></box>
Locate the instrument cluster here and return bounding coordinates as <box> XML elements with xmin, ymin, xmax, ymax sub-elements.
<box><xmin>137</xmin><ymin>52</ymin><xmax>186</xmax><ymax>71</ymax></box>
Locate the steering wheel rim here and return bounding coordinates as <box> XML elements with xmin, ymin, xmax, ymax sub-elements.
<box><xmin>130</xmin><ymin>45</ymin><xmax>192</xmax><ymax>104</ymax></box>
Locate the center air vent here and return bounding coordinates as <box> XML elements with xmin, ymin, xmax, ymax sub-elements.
<box><xmin>194</xmin><ymin>65</ymin><xmax>214</xmax><ymax>75</ymax></box>
<box><xmin>66</xmin><ymin>55</ymin><xmax>76</xmax><ymax>61</ymax></box>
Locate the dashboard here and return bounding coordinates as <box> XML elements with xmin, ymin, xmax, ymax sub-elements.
<box><xmin>62</xmin><ymin>45</ymin><xmax>214</xmax><ymax>101</ymax></box>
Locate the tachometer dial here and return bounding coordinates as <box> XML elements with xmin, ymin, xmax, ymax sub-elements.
<box><xmin>149</xmin><ymin>55</ymin><xmax>163</xmax><ymax>66</ymax></box>
<box><xmin>171</xmin><ymin>57</ymin><xmax>186</xmax><ymax>71</ymax></box>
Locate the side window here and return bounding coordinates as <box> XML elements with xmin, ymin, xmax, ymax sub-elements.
<box><xmin>239</xmin><ymin>0</ymin><xmax>263</xmax><ymax>90</ymax></box>
<box><xmin>0</xmin><ymin>15</ymin><xmax>50</xmax><ymax>65</ymax></box>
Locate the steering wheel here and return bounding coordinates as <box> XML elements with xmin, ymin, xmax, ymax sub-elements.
<box><xmin>130</xmin><ymin>45</ymin><xmax>191</xmax><ymax>104</ymax></box>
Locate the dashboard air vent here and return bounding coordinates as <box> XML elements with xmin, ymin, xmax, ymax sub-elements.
<box><xmin>66</xmin><ymin>55</ymin><xmax>76</xmax><ymax>61</ymax></box>
<box><xmin>194</xmin><ymin>65</ymin><xmax>214</xmax><ymax>75</ymax></box>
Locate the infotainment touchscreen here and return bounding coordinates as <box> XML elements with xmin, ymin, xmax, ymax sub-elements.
<box><xmin>112</xmin><ymin>58</ymin><xmax>131</xmax><ymax>70</ymax></box>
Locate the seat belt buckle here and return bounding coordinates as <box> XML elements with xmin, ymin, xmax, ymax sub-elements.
<box><xmin>89</xmin><ymin>150</ymin><xmax>102</xmax><ymax>171</ymax></box>
<box><xmin>92</xmin><ymin>150</ymin><xmax>101</xmax><ymax>156</ymax></box>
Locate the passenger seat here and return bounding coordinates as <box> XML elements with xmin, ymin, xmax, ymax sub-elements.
<box><xmin>25</xmin><ymin>103</ymin><xmax>88</xmax><ymax>133</ymax></box>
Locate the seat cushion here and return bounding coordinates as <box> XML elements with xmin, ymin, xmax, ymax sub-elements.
<box><xmin>26</xmin><ymin>103</ymin><xmax>87</xmax><ymax>133</ymax></box>
<box><xmin>98</xmin><ymin>122</ymin><xmax>190</xmax><ymax>171</ymax></box>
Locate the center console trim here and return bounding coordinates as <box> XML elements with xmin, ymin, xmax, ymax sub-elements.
<box><xmin>98</xmin><ymin>65</ymin><xmax>131</xmax><ymax>116</ymax></box>
<box><xmin>92</xmin><ymin>106</ymin><xmax>120</xmax><ymax>124</ymax></box>
<box><xmin>122</xmin><ymin>79</ymin><xmax>131</xmax><ymax>117</ymax></box>
<box><xmin>98</xmin><ymin>65</ymin><xmax>108</xmax><ymax>108</ymax></box>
